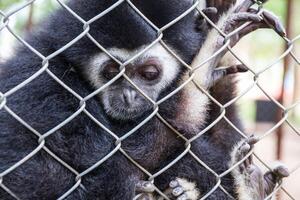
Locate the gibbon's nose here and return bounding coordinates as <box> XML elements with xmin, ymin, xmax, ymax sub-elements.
<box><xmin>122</xmin><ymin>89</ymin><xmax>137</xmax><ymax>105</ymax></box>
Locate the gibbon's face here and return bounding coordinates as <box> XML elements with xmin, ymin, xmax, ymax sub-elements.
<box><xmin>69</xmin><ymin>0</ymin><xmax>204</xmax><ymax>121</ymax></box>
<box><xmin>86</xmin><ymin>44</ymin><xmax>180</xmax><ymax>120</ymax></box>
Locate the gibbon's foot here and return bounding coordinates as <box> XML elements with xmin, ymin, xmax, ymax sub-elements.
<box><xmin>159</xmin><ymin>178</ymin><xmax>200</xmax><ymax>200</ymax></box>
<box><xmin>231</xmin><ymin>137</ymin><xmax>289</xmax><ymax>200</ymax></box>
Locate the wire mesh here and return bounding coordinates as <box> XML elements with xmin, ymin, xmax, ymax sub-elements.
<box><xmin>0</xmin><ymin>0</ymin><xmax>299</xmax><ymax>199</ymax></box>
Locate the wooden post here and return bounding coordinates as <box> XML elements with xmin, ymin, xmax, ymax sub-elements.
<box><xmin>276</xmin><ymin>0</ymin><xmax>293</xmax><ymax>160</ymax></box>
<box><xmin>25</xmin><ymin>3</ymin><xmax>34</xmax><ymax>31</ymax></box>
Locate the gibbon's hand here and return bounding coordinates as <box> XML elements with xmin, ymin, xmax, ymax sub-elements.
<box><xmin>194</xmin><ymin>0</ymin><xmax>286</xmax><ymax>88</ymax></box>
<box><xmin>217</xmin><ymin>0</ymin><xmax>285</xmax><ymax>51</ymax></box>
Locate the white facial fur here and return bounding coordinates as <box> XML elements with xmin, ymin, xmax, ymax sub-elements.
<box><xmin>86</xmin><ymin>43</ymin><xmax>180</xmax><ymax>95</ymax></box>
<box><xmin>85</xmin><ymin>43</ymin><xmax>181</xmax><ymax>120</ymax></box>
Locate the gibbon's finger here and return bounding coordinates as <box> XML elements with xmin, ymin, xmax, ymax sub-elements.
<box><xmin>208</xmin><ymin>0</ymin><xmax>236</xmax><ymax>13</ymax></box>
<box><xmin>237</xmin><ymin>142</ymin><xmax>251</xmax><ymax>172</ymax></box>
<box><xmin>235</xmin><ymin>0</ymin><xmax>269</xmax><ymax>13</ymax></box>
<box><xmin>167</xmin><ymin>178</ymin><xmax>200</xmax><ymax>200</ymax></box>
<box><xmin>224</xmin><ymin>64</ymin><xmax>248</xmax><ymax>75</ymax></box>
<box><xmin>202</xmin><ymin>7</ymin><xmax>218</xmax><ymax>20</ymax></box>
<box><xmin>234</xmin><ymin>0</ymin><xmax>255</xmax><ymax>13</ymax></box>
<box><xmin>178</xmin><ymin>191</ymin><xmax>200</xmax><ymax>200</ymax></box>
<box><xmin>247</xmin><ymin>135</ymin><xmax>260</xmax><ymax>146</ymax></box>
<box><xmin>196</xmin><ymin>7</ymin><xmax>218</xmax><ymax>30</ymax></box>
<box><xmin>272</xmin><ymin>165</ymin><xmax>290</xmax><ymax>179</ymax></box>
<box><xmin>169</xmin><ymin>180</ymin><xmax>180</xmax><ymax>188</ymax></box>
<box><xmin>263</xmin><ymin>164</ymin><xmax>289</xmax><ymax>196</ymax></box>
<box><xmin>208</xmin><ymin>0</ymin><xmax>222</xmax><ymax>8</ymax></box>
<box><xmin>248</xmin><ymin>8</ymin><xmax>286</xmax><ymax>36</ymax></box>
<box><xmin>177</xmin><ymin>193</ymin><xmax>188</xmax><ymax>200</ymax></box>
<box><xmin>238</xmin><ymin>22</ymin><xmax>267</xmax><ymax>39</ymax></box>
<box><xmin>135</xmin><ymin>181</ymin><xmax>155</xmax><ymax>193</ymax></box>
<box><xmin>172</xmin><ymin>187</ymin><xmax>184</xmax><ymax>196</ymax></box>
<box><xmin>209</xmin><ymin>64</ymin><xmax>248</xmax><ymax>88</ymax></box>
<box><xmin>223</xmin><ymin>12</ymin><xmax>261</xmax><ymax>34</ymax></box>
<box><xmin>262</xmin><ymin>10</ymin><xmax>286</xmax><ymax>37</ymax></box>
<box><xmin>238</xmin><ymin>15</ymin><xmax>285</xmax><ymax>41</ymax></box>
<box><xmin>197</xmin><ymin>7</ymin><xmax>218</xmax><ymax>27</ymax></box>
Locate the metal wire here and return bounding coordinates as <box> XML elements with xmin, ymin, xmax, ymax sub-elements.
<box><xmin>0</xmin><ymin>0</ymin><xmax>299</xmax><ymax>199</ymax></box>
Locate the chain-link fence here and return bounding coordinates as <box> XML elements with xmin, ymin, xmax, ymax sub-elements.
<box><xmin>0</xmin><ymin>0</ymin><xmax>299</xmax><ymax>199</ymax></box>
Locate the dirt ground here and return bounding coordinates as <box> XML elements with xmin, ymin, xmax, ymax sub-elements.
<box><xmin>246</xmin><ymin>123</ymin><xmax>300</xmax><ymax>199</ymax></box>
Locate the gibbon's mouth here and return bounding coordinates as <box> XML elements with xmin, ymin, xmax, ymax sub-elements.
<box><xmin>104</xmin><ymin>103</ymin><xmax>151</xmax><ymax>121</ymax></box>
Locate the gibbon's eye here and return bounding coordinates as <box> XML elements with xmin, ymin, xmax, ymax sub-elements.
<box><xmin>139</xmin><ymin>63</ymin><xmax>160</xmax><ymax>81</ymax></box>
<box><xmin>102</xmin><ymin>61</ymin><xmax>120</xmax><ymax>80</ymax></box>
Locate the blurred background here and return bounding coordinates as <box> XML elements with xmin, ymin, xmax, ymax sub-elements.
<box><xmin>0</xmin><ymin>0</ymin><xmax>299</xmax><ymax>199</ymax></box>
<box><xmin>234</xmin><ymin>1</ymin><xmax>300</xmax><ymax>199</ymax></box>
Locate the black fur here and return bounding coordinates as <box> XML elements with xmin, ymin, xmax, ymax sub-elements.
<box><xmin>154</xmin><ymin>75</ymin><xmax>244</xmax><ymax>199</ymax></box>
<box><xmin>0</xmin><ymin>0</ymin><xmax>243</xmax><ymax>199</ymax></box>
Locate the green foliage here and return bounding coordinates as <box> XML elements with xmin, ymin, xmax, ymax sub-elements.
<box><xmin>0</xmin><ymin>0</ymin><xmax>22</xmax><ymax>10</ymax></box>
<box><xmin>0</xmin><ymin>1</ymin><xmax>58</xmax><ymax>33</ymax></box>
<box><xmin>265</xmin><ymin>0</ymin><xmax>300</xmax><ymax>34</ymax></box>
<box><xmin>265</xmin><ymin>0</ymin><xmax>287</xmax><ymax>21</ymax></box>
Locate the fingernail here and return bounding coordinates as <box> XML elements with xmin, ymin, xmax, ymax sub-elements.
<box><xmin>172</xmin><ymin>187</ymin><xmax>184</xmax><ymax>196</ymax></box>
<box><xmin>169</xmin><ymin>180</ymin><xmax>179</xmax><ymax>188</ymax></box>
